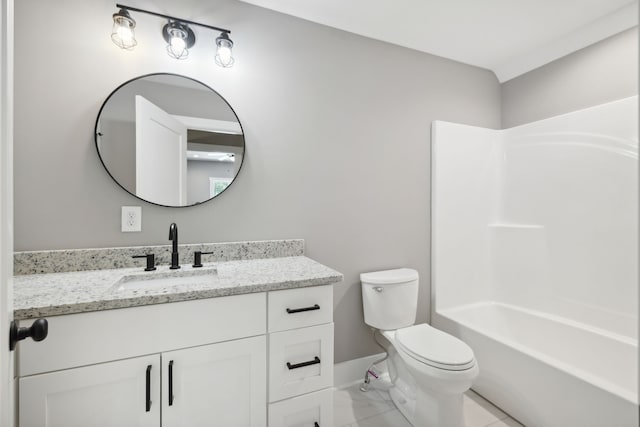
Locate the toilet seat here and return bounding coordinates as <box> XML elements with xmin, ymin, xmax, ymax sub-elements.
<box><xmin>395</xmin><ymin>324</ymin><xmax>475</xmax><ymax>371</ymax></box>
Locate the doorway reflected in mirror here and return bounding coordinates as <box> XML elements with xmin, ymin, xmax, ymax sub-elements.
<box><xmin>95</xmin><ymin>73</ymin><xmax>245</xmax><ymax>207</ymax></box>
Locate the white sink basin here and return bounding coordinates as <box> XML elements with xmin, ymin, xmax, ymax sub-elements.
<box><xmin>111</xmin><ymin>267</ymin><xmax>219</xmax><ymax>292</ymax></box>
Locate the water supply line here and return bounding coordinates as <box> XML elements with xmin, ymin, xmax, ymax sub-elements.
<box><xmin>360</xmin><ymin>328</ymin><xmax>388</xmax><ymax>392</ymax></box>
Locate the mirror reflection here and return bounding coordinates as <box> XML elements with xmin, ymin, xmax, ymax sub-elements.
<box><xmin>95</xmin><ymin>73</ymin><xmax>244</xmax><ymax>207</ymax></box>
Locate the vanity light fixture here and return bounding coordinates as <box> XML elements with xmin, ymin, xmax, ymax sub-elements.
<box><xmin>163</xmin><ymin>21</ymin><xmax>194</xmax><ymax>60</ymax></box>
<box><xmin>215</xmin><ymin>32</ymin><xmax>234</xmax><ymax>68</ymax></box>
<box><xmin>111</xmin><ymin>8</ymin><xmax>137</xmax><ymax>50</ymax></box>
<box><xmin>111</xmin><ymin>4</ymin><xmax>235</xmax><ymax>67</ymax></box>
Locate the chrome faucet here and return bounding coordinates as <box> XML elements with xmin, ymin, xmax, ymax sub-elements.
<box><xmin>169</xmin><ymin>223</ymin><xmax>180</xmax><ymax>269</ymax></box>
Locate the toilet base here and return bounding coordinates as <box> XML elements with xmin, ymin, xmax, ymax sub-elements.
<box><xmin>388</xmin><ymin>380</ymin><xmax>465</xmax><ymax>427</ymax></box>
<box><xmin>414</xmin><ymin>386</ymin><xmax>465</xmax><ymax>427</ymax></box>
<box><xmin>389</xmin><ymin>382</ymin><xmax>415</xmax><ymax>425</ymax></box>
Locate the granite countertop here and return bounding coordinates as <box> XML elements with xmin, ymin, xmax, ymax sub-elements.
<box><xmin>13</xmin><ymin>256</ymin><xmax>343</xmax><ymax>320</ymax></box>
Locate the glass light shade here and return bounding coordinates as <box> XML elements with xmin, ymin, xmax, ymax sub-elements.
<box><xmin>166</xmin><ymin>26</ymin><xmax>189</xmax><ymax>59</ymax></box>
<box><xmin>215</xmin><ymin>33</ymin><xmax>234</xmax><ymax>68</ymax></box>
<box><xmin>111</xmin><ymin>10</ymin><xmax>137</xmax><ymax>50</ymax></box>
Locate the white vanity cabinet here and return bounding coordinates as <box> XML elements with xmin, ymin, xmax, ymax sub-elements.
<box><xmin>17</xmin><ymin>293</ymin><xmax>267</xmax><ymax>427</ymax></box>
<box><xmin>16</xmin><ymin>285</ymin><xmax>335</xmax><ymax>427</ymax></box>
<box><xmin>19</xmin><ymin>337</ymin><xmax>266</xmax><ymax>427</ymax></box>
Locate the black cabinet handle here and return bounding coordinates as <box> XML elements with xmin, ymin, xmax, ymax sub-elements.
<box><xmin>145</xmin><ymin>365</ymin><xmax>152</xmax><ymax>412</ymax></box>
<box><xmin>168</xmin><ymin>360</ymin><xmax>174</xmax><ymax>406</ymax></box>
<box><xmin>9</xmin><ymin>318</ymin><xmax>48</xmax><ymax>351</ymax></box>
<box><xmin>286</xmin><ymin>304</ymin><xmax>320</xmax><ymax>314</ymax></box>
<box><xmin>314</xmin><ymin>423</ymin><xmax>320</xmax><ymax>427</ymax></box>
<box><xmin>286</xmin><ymin>356</ymin><xmax>321</xmax><ymax>370</ymax></box>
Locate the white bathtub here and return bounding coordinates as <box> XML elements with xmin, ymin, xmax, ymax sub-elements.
<box><xmin>434</xmin><ymin>302</ymin><xmax>639</xmax><ymax>427</ymax></box>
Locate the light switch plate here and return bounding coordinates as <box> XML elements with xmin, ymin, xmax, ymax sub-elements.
<box><xmin>121</xmin><ymin>206</ymin><xmax>141</xmax><ymax>232</ymax></box>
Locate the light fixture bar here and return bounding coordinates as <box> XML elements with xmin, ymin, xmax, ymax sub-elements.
<box><xmin>115</xmin><ymin>4</ymin><xmax>231</xmax><ymax>34</ymax></box>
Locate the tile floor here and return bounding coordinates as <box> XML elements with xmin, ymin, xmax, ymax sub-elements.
<box><xmin>334</xmin><ymin>379</ymin><xmax>524</xmax><ymax>427</ymax></box>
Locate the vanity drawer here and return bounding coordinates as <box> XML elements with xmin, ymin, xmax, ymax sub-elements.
<box><xmin>269</xmin><ymin>323</ymin><xmax>333</xmax><ymax>402</ymax></box>
<box><xmin>268</xmin><ymin>285</ymin><xmax>333</xmax><ymax>333</ymax></box>
<box><xmin>268</xmin><ymin>388</ymin><xmax>333</xmax><ymax>427</ymax></box>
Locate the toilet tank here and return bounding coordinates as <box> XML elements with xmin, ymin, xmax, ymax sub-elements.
<box><xmin>360</xmin><ymin>268</ymin><xmax>419</xmax><ymax>330</ymax></box>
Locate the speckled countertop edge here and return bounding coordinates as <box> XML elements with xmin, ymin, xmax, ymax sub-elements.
<box><xmin>14</xmin><ymin>256</ymin><xmax>343</xmax><ymax>320</ymax></box>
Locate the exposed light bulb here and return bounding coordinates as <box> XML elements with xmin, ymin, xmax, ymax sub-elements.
<box><xmin>111</xmin><ymin>9</ymin><xmax>137</xmax><ymax>50</ymax></box>
<box><xmin>215</xmin><ymin>32</ymin><xmax>234</xmax><ymax>68</ymax></box>
<box><xmin>170</xmin><ymin>35</ymin><xmax>186</xmax><ymax>52</ymax></box>
<box><xmin>116</xmin><ymin>25</ymin><xmax>133</xmax><ymax>42</ymax></box>
<box><xmin>217</xmin><ymin>46</ymin><xmax>232</xmax><ymax>65</ymax></box>
<box><xmin>165</xmin><ymin>22</ymin><xmax>191</xmax><ymax>59</ymax></box>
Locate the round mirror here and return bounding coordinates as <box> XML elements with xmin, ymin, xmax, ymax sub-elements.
<box><xmin>95</xmin><ymin>73</ymin><xmax>244</xmax><ymax>207</ymax></box>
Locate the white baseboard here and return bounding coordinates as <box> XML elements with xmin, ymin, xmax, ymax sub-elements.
<box><xmin>334</xmin><ymin>352</ymin><xmax>387</xmax><ymax>388</ymax></box>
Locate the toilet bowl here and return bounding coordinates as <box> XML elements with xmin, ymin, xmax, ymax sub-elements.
<box><xmin>361</xmin><ymin>268</ymin><xmax>478</xmax><ymax>427</ymax></box>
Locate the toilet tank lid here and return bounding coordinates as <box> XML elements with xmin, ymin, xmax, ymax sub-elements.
<box><xmin>360</xmin><ymin>268</ymin><xmax>418</xmax><ymax>285</ymax></box>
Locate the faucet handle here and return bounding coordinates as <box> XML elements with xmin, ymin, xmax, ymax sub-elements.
<box><xmin>132</xmin><ymin>254</ymin><xmax>156</xmax><ymax>271</ymax></box>
<box><xmin>192</xmin><ymin>251</ymin><xmax>214</xmax><ymax>268</ymax></box>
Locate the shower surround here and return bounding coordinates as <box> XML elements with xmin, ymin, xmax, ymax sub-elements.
<box><xmin>431</xmin><ymin>97</ymin><xmax>638</xmax><ymax>427</ymax></box>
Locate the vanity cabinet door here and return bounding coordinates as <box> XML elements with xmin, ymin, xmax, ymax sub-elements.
<box><xmin>162</xmin><ymin>335</ymin><xmax>267</xmax><ymax>427</ymax></box>
<box><xmin>19</xmin><ymin>355</ymin><xmax>160</xmax><ymax>427</ymax></box>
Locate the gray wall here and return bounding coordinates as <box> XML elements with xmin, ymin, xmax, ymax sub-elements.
<box><xmin>13</xmin><ymin>0</ymin><xmax>501</xmax><ymax>363</ymax></box>
<box><xmin>502</xmin><ymin>27</ymin><xmax>639</xmax><ymax>128</ymax></box>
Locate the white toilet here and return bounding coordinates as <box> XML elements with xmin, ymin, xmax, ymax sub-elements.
<box><xmin>361</xmin><ymin>268</ymin><xmax>478</xmax><ymax>427</ymax></box>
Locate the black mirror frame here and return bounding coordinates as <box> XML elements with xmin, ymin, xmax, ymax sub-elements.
<box><xmin>94</xmin><ymin>72</ymin><xmax>245</xmax><ymax>208</ymax></box>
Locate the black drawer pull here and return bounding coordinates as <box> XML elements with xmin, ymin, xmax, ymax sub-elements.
<box><xmin>145</xmin><ymin>365</ymin><xmax>152</xmax><ymax>412</ymax></box>
<box><xmin>287</xmin><ymin>356</ymin><xmax>321</xmax><ymax>370</ymax></box>
<box><xmin>314</xmin><ymin>423</ymin><xmax>319</xmax><ymax>427</ymax></box>
<box><xmin>286</xmin><ymin>304</ymin><xmax>320</xmax><ymax>314</ymax></box>
<box><xmin>169</xmin><ymin>360</ymin><xmax>174</xmax><ymax>406</ymax></box>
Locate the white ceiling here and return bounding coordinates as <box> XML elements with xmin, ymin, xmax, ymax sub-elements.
<box><xmin>237</xmin><ymin>0</ymin><xmax>638</xmax><ymax>82</ymax></box>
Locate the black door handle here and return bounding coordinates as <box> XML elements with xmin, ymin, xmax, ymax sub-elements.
<box><xmin>169</xmin><ymin>360</ymin><xmax>174</xmax><ymax>406</ymax></box>
<box><xmin>286</xmin><ymin>304</ymin><xmax>320</xmax><ymax>314</ymax></box>
<box><xmin>286</xmin><ymin>356</ymin><xmax>321</xmax><ymax>370</ymax></box>
<box><xmin>9</xmin><ymin>318</ymin><xmax>48</xmax><ymax>351</ymax></box>
<box><xmin>314</xmin><ymin>423</ymin><xmax>320</xmax><ymax>427</ymax></box>
<box><xmin>145</xmin><ymin>365</ymin><xmax>152</xmax><ymax>412</ymax></box>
